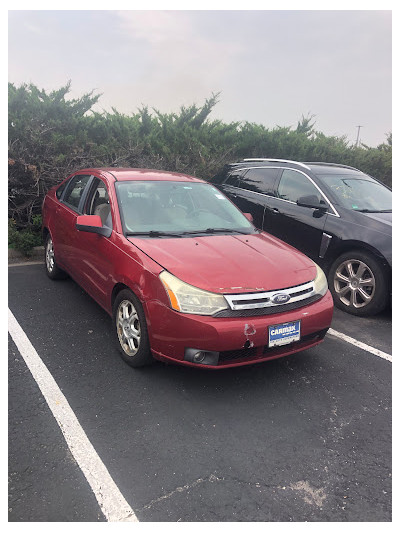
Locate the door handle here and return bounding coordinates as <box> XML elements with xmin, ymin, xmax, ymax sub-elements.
<box><xmin>272</xmin><ymin>207</ymin><xmax>280</xmax><ymax>214</ymax></box>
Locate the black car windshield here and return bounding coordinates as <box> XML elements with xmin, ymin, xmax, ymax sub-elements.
<box><xmin>318</xmin><ymin>174</ymin><xmax>392</xmax><ymax>212</ymax></box>
<box><xmin>115</xmin><ymin>181</ymin><xmax>255</xmax><ymax>236</ymax></box>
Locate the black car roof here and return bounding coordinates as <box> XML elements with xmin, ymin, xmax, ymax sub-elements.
<box><xmin>228</xmin><ymin>159</ymin><xmax>361</xmax><ymax>173</ymax></box>
<box><xmin>303</xmin><ymin>162</ymin><xmax>363</xmax><ymax>175</ymax></box>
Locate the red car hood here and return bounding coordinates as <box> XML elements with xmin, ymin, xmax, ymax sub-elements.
<box><xmin>128</xmin><ymin>232</ymin><xmax>316</xmax><ymax>294</ymax></box>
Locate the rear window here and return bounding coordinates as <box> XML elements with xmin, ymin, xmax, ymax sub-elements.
<box><xmin>225</xmin><ymin>170</ymin><xmax>243</xmax><ymax>187</ymax></box>
<box><xmin>63</xmin><ymin>175</ymin><xmax>91</xmax><ymax>209</ymax></box>
<box><xmin>240</xmin><ymin>167</ymin><xmax>280</xmax><ymax>195</ymax></box>
<box><xmin>56</xmin><ymin>180</ymin><xmax>68</xmax><ymax>199</ymax></box>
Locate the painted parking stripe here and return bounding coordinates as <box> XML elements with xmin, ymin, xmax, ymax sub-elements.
<box><xmin>8</xmin><ymin>308</ymin><xmax>138</xmax><ymax>522</ymax></box>
<box><xmin>8</xmin><ymin>261</ymin><xmax>43</xmax><ymax>267</ymax></box>
<box><xmin>328</xmin><ymin>328</ymin><xmax>392</xmax><ymax>363</ymax></box>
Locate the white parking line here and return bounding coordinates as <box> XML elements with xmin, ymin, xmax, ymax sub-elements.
<box><xmin>8</xmin><ymin>308</ymin><xmax>138</xmax><ymax>522</ymax></box>
<box><xmin>328</xmin><ymin>328</ymin><xmax>392</xmax><ymax>363</ymax></box>
<box><xmin>8</xmin><ymin>261</ymin><xmax>43</xmax><ymax>267</ymax></box>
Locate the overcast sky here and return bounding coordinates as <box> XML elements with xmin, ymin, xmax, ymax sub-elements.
<box><xmin>8</xmin><ymin>9</ymin><xmax>392</xmax><ymax>147</ymax></box>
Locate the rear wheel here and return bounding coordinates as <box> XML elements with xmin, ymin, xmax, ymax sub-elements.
<box><xmin>44</xmin><ymin>234</ymin><xmax>67</xmax><ymax>280</ymax></box>
<box><xmin>113</xmin><ymin>289</ymin><xmax>153</xmax><ymax>367</ymax></box>
<box><xmin>328</xmin><ymin>250</ymin><xmax>389</xmax><ymax>316</ymax></box>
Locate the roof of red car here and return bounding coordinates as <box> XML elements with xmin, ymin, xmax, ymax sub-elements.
<box><xmin>94</xmin><ymin>168</ymin><xmax>205</xmax><ymax>183</ymax></box>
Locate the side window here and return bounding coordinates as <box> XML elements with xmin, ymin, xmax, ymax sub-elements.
<box><xmin>225</xmin><ymin>170</ymin><xmax>243</xmax><ymax>187</ymax></box>
<box><xmin>241</xmin><ymin>168</ymin><xmax>281</xmax><ymax>195</ymax></box>
<box><xmin>63</xmin><ymin>174</ymin><xmax>91</xmax><ymax>210</ymax></box>
<box><xmin>85</xmin><ymin>179</ymin><xmax>112</xmax><ymax>228</ymax></box>
<box><xmin>277</xmin><ymin>169</ymin><xmax>322</xmax><ymax>203</ymax></box>
<box><xmin>56</xmin><ymin>179</ymin><xmax>69</xmax><ymax>199</ymax></box>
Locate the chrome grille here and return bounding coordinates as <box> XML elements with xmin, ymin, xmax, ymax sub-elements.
<box><xmin>223</xmin><ymin>280</ymin><xmax>315</xmax><ymax>312</ymax></box>
<box><xmin>213</xmin><ymin>294</ymin><xmax>321</xmax><ymax>317</ymax></box>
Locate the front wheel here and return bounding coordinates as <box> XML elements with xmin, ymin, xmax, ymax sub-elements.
<box><xmin>112</xmin><ymin>289</ymin><xmax>153</xmax><ymax>367</ymax></box>
<box><xmin>328</xmin><ymin>250</ymin><xmax>389</xmax><ymax>316</ymax></box>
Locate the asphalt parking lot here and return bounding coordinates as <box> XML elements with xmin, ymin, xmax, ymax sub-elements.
<box><xmin>8</xmin><ymin>262</ymin><xmax>392</xmax><ymax>522</ymax></box>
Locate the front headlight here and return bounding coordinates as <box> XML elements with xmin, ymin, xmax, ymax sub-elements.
<box><xmin>159</xmin><ymin>271</ymin><xmax>229</xmax><ymax>315</ymax></box>
<box><xmin>313</xmin><ymin>262</ymin><xmax>328</xmax><ymax>296</ymax></box>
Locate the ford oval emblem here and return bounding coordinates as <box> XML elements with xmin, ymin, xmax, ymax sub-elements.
<box><xmin>272</xmin><ymin>293</ymin><xmax>291</xmax><ymax>304</ymax></box>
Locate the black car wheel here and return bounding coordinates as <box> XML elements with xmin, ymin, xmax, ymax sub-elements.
<box><xmin>328</xmin><ymin>250</ymin><xmax>389</xmax><ymax>316</ymax></box>
<box><xmin>44</xmin><ymin>234</ymin><xmax>68</xmax><ymax>280</ymax></box>
<box><xmin>113</xmin><ymin>289</ymin><xmax>153</xmax><ymax>367</ymax></box>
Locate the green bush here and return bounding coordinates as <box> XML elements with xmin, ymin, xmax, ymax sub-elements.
<box><xmin>8</xmin><ymin>82</ymin><xmax>392</xmax><ymax>229</ymax></box>
<box><xmin>8</xmin><ymin>216</ymin><xmax>42</xmax><ymax>257</ymax></box>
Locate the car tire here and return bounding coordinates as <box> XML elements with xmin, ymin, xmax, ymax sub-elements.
<box><xmin>44</xmin><ymin>234</ymin><xmax>68</xmax><ymax>280</ymax></box>
<box><xmin>112</xmin><ymin>289</ymin><xmax>153</xmax><ymax>367</ymax></box>
<box><xmin>328</xmin><ymin>250</ymin><xmax>389</xmax><ymax>316</ymax></box>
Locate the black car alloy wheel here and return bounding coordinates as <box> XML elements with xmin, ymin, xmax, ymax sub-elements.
<box><xmin>328</xmin><ymin>250</ymin><xmax>389</xmax><ymax>316</ymax></box>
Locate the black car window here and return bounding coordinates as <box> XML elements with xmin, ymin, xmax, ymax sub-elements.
<box><xmin>241</xmin><ymin>168</ymin><xmax>280</xmax><ymax>195</ymax></box>
<box><xmin>225</xmin><ymin>170</ymin><xmax>243</xmax><ymax>187</ymax></box>
<box><xmin>84</xmin><ymin>179</ymin><xmax>113</xmax><ymax>228</ymax></box>
<box><xmin>63</xmin><ymin>174</ymin><xmax>91</xmax><ymax>210</ymax></box>
<box><xmin>277</xmin><ymin>169</ymin><xmax>322</xmax><ymax>203</ymax></box>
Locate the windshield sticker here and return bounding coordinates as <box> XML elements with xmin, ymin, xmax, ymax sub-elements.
<box><xmin>352</xmin><ymin>204</ymin><xmax>358</xmax><ymax>209</ymax></box>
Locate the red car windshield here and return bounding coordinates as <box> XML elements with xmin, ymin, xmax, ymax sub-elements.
<box><xmin>115</xmin><ymin>181</ymin><xmax>254</xmax><ymax>235</ymax></box>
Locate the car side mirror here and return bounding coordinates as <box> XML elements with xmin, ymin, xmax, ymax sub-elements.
<box><xmin>244</xmin><ymin>212</ymin><xmax>254</xmax><ymax>223</ymax></box>
<box><xmin>76</xmin><ymin>215</ymin><xmax>112</xmax><ymax>237</ymax></box>
<box><xmin>297</xmin><ymin>195</ymin><xmax>328</xmax><ymax>212</ymax></box>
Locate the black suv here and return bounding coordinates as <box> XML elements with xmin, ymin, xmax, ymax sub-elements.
<box><xmin>212</xmin><ymin>159</ymin><xmax>392</xmax><ymax>316</ymax></box>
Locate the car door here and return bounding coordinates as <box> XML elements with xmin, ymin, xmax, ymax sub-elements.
<box><xmin>264</xmin><ymin>168</ymin><xmax>329</xmax><ymax>261</ymax></box>
<box><xmin>217</xmin><ymin>168</ymin><xmax>246</xmax><ymax>208</ymax></box>
<box><xmin>220</xmin><ymin>167</ymin><xmax>281</xmax><ymax>229</ymax></box>
<box><xmin>236</xmin><ymin>167</ymin><xmax>282</xmax><ymax>230</ymax></box>
<box><xmin>72</xmin><ymin>177</ymin><xmax>116</xmax><ymax>309</ymax></box>
<box><xmin>53</xmin><ymin>173</ymin><xmax>93</xmax><ymax>275</ymax></box>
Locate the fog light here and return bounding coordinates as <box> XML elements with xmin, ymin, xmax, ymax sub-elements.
<box><xmin>193</xmin><ymin>351</ymin><xmax>206</xmax><ymax>363</ymax></box>
<box><xmin>184</xmin><ymin>348</ymin><xmax>219</xmax><ymax>366</ymax></box>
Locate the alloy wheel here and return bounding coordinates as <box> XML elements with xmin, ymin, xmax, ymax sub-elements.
<box><xmin>333</xmin><ymin>259</ymin><xmax>375</xmax><ymax>309</ymax></box>
<box><xmin>46</xmin><ymin>237</ymin><xmax>55</xmax><ymax>273</ymax></box>
<box><xmin>116</xmin><ymin>299</ymin><xmax>142</xmax><ymax>356</ymax></box>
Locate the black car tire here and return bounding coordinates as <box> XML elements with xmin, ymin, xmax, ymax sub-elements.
<box><xmin>112</xmin><ymin>289</ymin><xmax>153</xmax><ymax>367</ymax></box>
<box><xmin>328</xmin><ymin>250</ymin><xmax>389</xmax><ymax>316</ymax></box>
<box><xmin>44</xmin><ymin>234</ymin><xmax>68</xmax><ymax>280</ymax></box>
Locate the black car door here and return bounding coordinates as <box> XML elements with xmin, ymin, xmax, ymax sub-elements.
<box><xmin>263</xmin><ymin>168</ymin><xmax>329</xmax><ymax>261</ymax></box>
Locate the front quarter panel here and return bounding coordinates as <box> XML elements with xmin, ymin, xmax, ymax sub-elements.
<box><xmin>323</xmin><ymin>208</ymin><xmax>392</xmax><ymax>267</ymax></box>
<box><xmin>106</xmin><ymin>233</ymin><xmax>168</xmax><ymax>307</ymax></box>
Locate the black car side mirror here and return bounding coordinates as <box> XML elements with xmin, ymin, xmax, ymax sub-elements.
<box><xmin>297</xmin><ymin>195</ymin><xmax>328</xmax><ymax>212</ymax></box>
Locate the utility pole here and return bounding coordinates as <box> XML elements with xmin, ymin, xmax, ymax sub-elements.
<box><xmin>355</xmin><ymin>125</ymin><xmax>363</xmax><ymax>147</ymax></box>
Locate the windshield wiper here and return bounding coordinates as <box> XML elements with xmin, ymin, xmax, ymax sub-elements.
<box><xmin>126</xmin><ymin>230</ymin><xmax>183</xmax><ymax>238</ymax></box>
<box><xmin>357</xmin><ymin>209</ymin><xmax>392</xmax><ymax>213</ymax></box>
<box><xmin>183</xmin><ymin>228</ymin><xmax>254</xmax><ymax>235</ymax></box>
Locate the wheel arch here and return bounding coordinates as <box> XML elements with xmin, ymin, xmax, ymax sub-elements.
<box><xmin>111</xmin><ymin>282</ymin><xmax>136</xmax><ymax>308</ymax></box>
<box><xmin>42</xmin><ymin>226</ymin><xmax>50</xmax><ymax>243</ymax></box>
<box><xmin>324</xmin><ymin>239</ymin><xmax>390</xmax><ymax>273</ymax></box>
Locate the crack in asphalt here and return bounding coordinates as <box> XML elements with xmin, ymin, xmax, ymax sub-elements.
<box><xmin>141</xmin><ymin>474</ymin><xmax>224</xmax><ymax>510</ymax></box>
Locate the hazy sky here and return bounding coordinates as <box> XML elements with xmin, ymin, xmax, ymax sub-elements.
<box><xmin>8</xmin><ymin>9</ymin><xmax>392</xmax><ymax>147</ymax></box>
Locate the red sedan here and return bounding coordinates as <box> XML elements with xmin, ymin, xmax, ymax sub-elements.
<box><xmin>42</xmin><ymin>168</ymin><xmax>333</xmax><ymax>369</ymax></box>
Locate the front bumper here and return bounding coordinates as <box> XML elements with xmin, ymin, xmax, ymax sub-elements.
<box><xmin>145</xmin><ymin>290</ymin><xmax>333</xmax><ymax>368</ymax></box>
